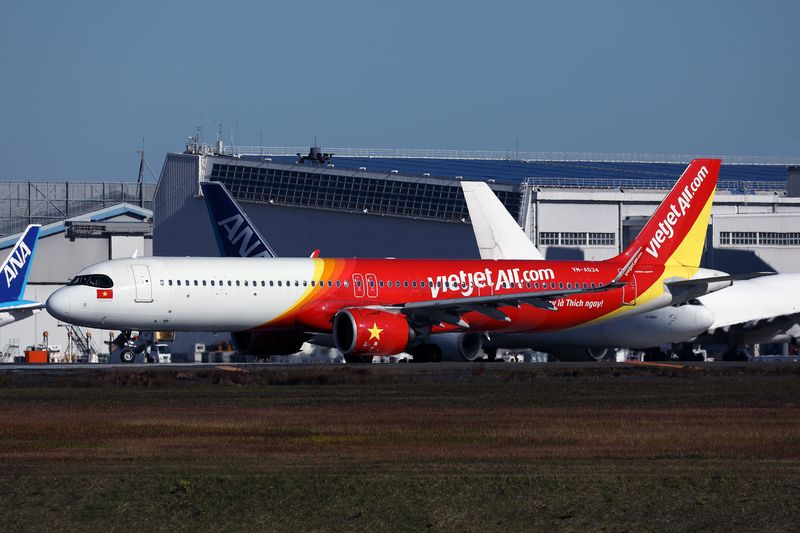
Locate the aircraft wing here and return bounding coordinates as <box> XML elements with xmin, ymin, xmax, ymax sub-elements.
<box><xmin>387</xmin><ymin>248</ymin><xmax>641</xmax><ymax>327</ymax></box>
<box><xmin>392</xmin><ymin>281</ymin><xmax>626</xmax><ymax>327</ymax></box>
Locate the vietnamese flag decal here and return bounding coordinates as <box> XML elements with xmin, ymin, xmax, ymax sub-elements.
<box><xmin>97</xmin><ymin>289</ymin><xmax>113</xmax><ymax>299</ymax></box>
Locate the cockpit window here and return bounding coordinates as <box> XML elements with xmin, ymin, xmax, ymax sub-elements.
<box><xmin>68</xmin><ymin>274</ymin><xmax>114</xmax><ymax>288</ymax></box>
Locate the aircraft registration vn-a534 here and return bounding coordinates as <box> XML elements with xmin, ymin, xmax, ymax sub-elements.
<box><xmin>46</xmin><ymin>159</ymin><xmax>720</xmax><ymax>362</ymax></box>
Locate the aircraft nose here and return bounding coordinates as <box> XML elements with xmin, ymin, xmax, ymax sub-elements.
<box><xmin>46</xmin><ymin>288</ymin><xmax>72</xmax><ymax>320</ymax></box>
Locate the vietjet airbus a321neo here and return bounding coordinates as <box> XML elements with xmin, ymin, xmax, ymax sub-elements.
<box><xmin>46</xmin><ymin>159</ymin><xmax>720</xmax><ymax>362</ymax></box>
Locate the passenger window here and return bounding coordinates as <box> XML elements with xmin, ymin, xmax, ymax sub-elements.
<box><xmin>211</xmin><ymin>280</ymin><xmax>215</xmax><ymax>286</ymax></box>
<box><xmin>294</xmin><ymin>281</ymin><xmax>299</xmax><ymax>287</ymax></box>
<box><xmin>194</xmin><ymin>280</ymin><xmax>198</xmax><ymax>286</ymax></box>
<box><xmin>412</xmin><ymin>281</ymin><xmax>417</xmax><ymax>288</ymax></box>
<box><xmin>228</xmin><ymin>281</ymin><xmax>232</xmax><ymax>286</ymax></box>
<box><xmin>327</xmin><ymin>281</ymin><xmax>332</xmax><ymax>287</ymax></box>
<box><xmin>270</xmin><ymin>281</ymin><xmax>274</xmax><ymax>287</ymax></box>
<box><xmin>379</xmin><ymin>281</ymin><xmax>384</xmax><ymax>288</ymax></box>
<box><xmin>336</xmin><ymin>280</ymin><xmax>341</xmax><ymax>287</ymax></box>
<box><xmin>559</xmin><ymin>282</ymin><xmax>564</xmax><ymax>289</ymax></box>
<box><xmin>278</xmin><ymin>281</ymin><xmax>282</xmax><ymax>287</ymax></box>
<box><xmin>236</xmin><ymin>280</ymin><xmax>240</xmax><ymax>286</ymax></box>
<box><xmin>311</xmin><ymin>281</ymin><xmax>315</xmax><ymax>287</ymax></box>
<box><xmin>404</xmin><ymin>281</ymin><xmax>409</xmax><ymax>288</ymax></box>
<box><xmin>168</xmin><ymin>280</ymin><xmax>173</xmax><ymax>286</ymax></box>
<box><xmin>261</xmin><ymin>281</ymin><xmax>265</xmax><ymax>287</ymax></box>
<box><xmin>159</xmin><ymin>280</ymin><xmax>164</xmax><ymax>286</ymax></box>
<box><xmin>343</xmin><ymin>280</ymin><xmax>349</xmax><ymax>288</ymax></box>
<box><xmin>567</xmin><ymin>283</ymin><xmax>571</xmax><ymax>289</ymax></box>
<box><xmin>302</xmin><ymin>281</ymin><xmax>307</xmax><ymax>287</ymax></box>
<box><xmin>202</xmin><ymin>280</ymin><xmax>207</xmax><ymax>286</ymax></box>
<box><xmin>420</xmin><ymin>281</ymin><xmax>426</xmax><ymax>288</ymax></box>
<box><xmin>177</xmin><ymin>280</ymin><xmax>181</xmax><ymax>286</ymax></box>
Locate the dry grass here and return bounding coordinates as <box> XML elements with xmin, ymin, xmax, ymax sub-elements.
<box><xmin>0</xmin><ymin>367</ymin><xmax>798</xmax><ymax>531</ymax></box>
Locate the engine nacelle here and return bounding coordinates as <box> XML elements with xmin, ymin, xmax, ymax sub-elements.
<box><xmin>333</xmin><ymin>308</ymin><xmax>411</xmax><ymax>356</ymax></box>
<box><xmin>231</xmin><ymin>331</ymin><xmax>306</xmax><ymax>355</ymax></box>
<box><xmin>412</xmin><ymin>332</ymin><xmax>484</xmax><ymax>362</ymax></box>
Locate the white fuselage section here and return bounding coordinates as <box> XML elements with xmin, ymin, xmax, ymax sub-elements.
<box><xmin>46</xmin><ymin>257</ymin><xmax>319</xmax><ymax>331</ymax></box>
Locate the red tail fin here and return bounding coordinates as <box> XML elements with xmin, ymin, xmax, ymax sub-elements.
<box><xmin>618</xmin><ymin>159</ymin><xmax>720</xmax><ymax>267</ymax></box>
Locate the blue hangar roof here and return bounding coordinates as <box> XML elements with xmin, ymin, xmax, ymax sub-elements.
<box><xmin>267</xmin><ymin>156</ymin><xmax>786</xmax><ymax>188</ymax></box>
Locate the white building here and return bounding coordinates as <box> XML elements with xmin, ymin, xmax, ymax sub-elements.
<box><xmin>0</xmin><ymin>204</ymin><xmax>152</xmax><ymax>360</ymax></box>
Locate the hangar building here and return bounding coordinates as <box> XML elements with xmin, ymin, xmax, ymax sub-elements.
<box><xmin>2</xmin><ymin>143</ymin><xmax>799</xmax><ymax>359</ymax></box>
<box><xmin>155</xmin><ymin>143</ymin><xmax>800</xmax><ymax>275</ymax></box>
<box><xmin>0</xmin><ymin>181</ymin><xmax>153</xmax><ymax>359</ymax></box>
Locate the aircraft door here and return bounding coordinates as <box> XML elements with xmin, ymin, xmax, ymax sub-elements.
<box><xmin>365</xmin><ymin>273</ymin><xmax>378</xmax><ymax>298</ymax></box>
<box><xmin>622</xmin><ymin>274</ymin><xmax>637</xmax><ymax>306</ymax></box>
<box><xmin>131</xmin><ymin>265</ymin><xmax>153</xmax><ymax>303</ymax></box>
<box><xmin>352</xmin><ymin>273</ymin><xmax>365</xmax><ymax>298</ymax></box>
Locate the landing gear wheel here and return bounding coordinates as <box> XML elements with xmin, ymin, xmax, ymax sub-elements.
<box><xmin>485</xmin><ymin>348</ymin><xmax>498</xmax><ymax>362</ymax></box>
<box><xmin>586</xmin><ymin>348</ymin><xmax>609</xmax><ymax>362</ymax></box>
<box><xmin>120</xmin><ymin>350</ymin><xmax>135</xmax><ymax>364</ymax></box>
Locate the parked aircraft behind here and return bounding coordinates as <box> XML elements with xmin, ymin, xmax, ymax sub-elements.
<box><xmin>0</xmin><ymin>225</ymin><xmax>43</xmax><ymax>327</ymax></box>
<box><xmin>696</xmin><ymin>274</ymin><xmax>800</xmax><ymax>357</ymax></box>
<box><xmin>460</xmin><ymin>180</ymin><xmax>789</xmax><ymax>361</ymax></box>
<box><xmin>46</xmin><ymin>160</ymin><xmax>720</xmax><ymax>362</ymax></box>
<box><xmin>201</xmin><ymin>180</ymin><xmax>277</xmax><ymax>258</ymax></box>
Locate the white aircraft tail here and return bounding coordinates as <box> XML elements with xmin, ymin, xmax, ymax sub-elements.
<box><xmin>460</xmin><ymin>181</ymin><xmax>543</xmax><ymax>261</ymax></box>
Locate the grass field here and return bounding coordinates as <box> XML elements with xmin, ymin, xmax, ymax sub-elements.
<box><xmin>0</xmin><ymin>364</ymin><xmax>798</xmax><ymax>531</ymax></box>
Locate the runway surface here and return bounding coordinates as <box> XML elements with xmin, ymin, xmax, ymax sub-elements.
<box><xmin>0</xmin><ymin>359</ymin><xmax>797</xmax><ymax>385</ymax></box>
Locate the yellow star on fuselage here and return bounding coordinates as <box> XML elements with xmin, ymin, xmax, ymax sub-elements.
<box><xmin>368</xmin><ymin>323</ymin><xmax>383</xmax><ymax>341</ymax></box>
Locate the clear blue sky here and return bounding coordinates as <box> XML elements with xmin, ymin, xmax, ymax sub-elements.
<box><xmin>1</xmin><ymin>1</ymin><xmax>798</xmax><ymax>180</ymax></box>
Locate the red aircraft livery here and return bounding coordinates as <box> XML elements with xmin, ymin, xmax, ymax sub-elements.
<box><xmin>46</xmin><ymin>159</ymin><xmax>721</xmax><ymax>362</ymax></box>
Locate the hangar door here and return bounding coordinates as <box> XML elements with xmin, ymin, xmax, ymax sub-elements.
<box><xmin>131</xmin><ymin>265</ymin><xmax>153</xmax><ymax>303</ymax></box>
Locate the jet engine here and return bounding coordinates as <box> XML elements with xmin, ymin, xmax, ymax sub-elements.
<box><xmin>231</xmin><ymin>331</ymin><xmax>306</xmax><ymax>356</ymax></box>
<box><xmin>333</xmin><ymin>308</ymin><xmax>412</xmax><ymax>358</ymax></box>
<box><xmin>410</xmin><ymin>332</ymin><xmax>484</xmax><ymax>362</ymax></box>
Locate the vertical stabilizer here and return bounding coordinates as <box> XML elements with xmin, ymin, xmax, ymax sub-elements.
<box><xmin>200</xmin><ymin>181</ymin><xmax>277</xmax><ymax>258</ymax></box>
<box><xmin>461</xmin><ymin>181</ymin><xmax>544</xmax><ymax>260</ymax></box>
<box><xmin>0</xmin><ymin>225</ymin><xmax>41</xmax><ymax>302</ymax></box>
<box><xmin>618</xmin><ymin>159</ymin><xmax>720</xmax><ymax>267</ymax></box>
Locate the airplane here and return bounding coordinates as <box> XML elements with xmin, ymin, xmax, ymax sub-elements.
<box><xmin>201</xmin><ymin>177</ymin><xmax>751</xmax><ymax>362</ymax></box>
<box><xmin>460</xmin><ymin>180</ymin><xmax>792</xmax><ymax>361</ymax></box>
<box><xmin>0</xmin><ymin>225</ymin><xmax>43</xmax><ymax>327</ymax></box>
<box><xmin>45</xmin><ymin>159</ymin><xmax>721</xmax><ymax>363</ymax></box>
<box><xmin>695</xmin><ymin>274</ymin><xmax>800</xmax><ymax>359</ymax></box>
